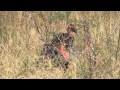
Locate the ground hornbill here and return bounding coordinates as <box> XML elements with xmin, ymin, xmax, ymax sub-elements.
<box><xmin>41</xmin><ymin>24</ymin><xmax>77</xmax><ymax>70</ymax></box>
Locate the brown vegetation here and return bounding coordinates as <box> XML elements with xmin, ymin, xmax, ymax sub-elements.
<box><xmin>0</xmin><ymin>11</ymin><xmax>120</xmax><ymax>79</ymax></box>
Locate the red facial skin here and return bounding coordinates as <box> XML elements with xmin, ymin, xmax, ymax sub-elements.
<box><xmin>69</xmin><ymin>31</ymin><xmax>75</xmax><ymax>37</ymax></box>
<box><xmin>60</xmin><ymin>43</ymin><xmax>69</xmax><ymax>60</ymax></box>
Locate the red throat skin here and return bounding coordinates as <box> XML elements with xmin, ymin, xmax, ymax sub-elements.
<box><xmin>70</xmin><ymin>32</ymin><xmax>75</xmax><ymax>37</ymax></box>
<box><xmin>60</xmin><ymin>44</ymin><xmax>69</xmax><ymax>60</ymax></box>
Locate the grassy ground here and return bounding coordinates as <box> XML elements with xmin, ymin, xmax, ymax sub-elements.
<box><xmin>0</xmin><ymin>11</ymin><xmax>120</xmax><ymax>79</ymax></box>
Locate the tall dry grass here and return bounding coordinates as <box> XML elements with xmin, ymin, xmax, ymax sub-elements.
<box><xmin>0</xmin><ymin>11</ymin><xmax>120</xmax><ymax>79</ymax></box>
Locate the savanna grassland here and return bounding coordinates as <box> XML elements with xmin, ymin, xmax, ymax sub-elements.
<box><xmin>0</xmin><ymin>11</ymin><xmax>120</xmax><ymax>79</ymax></box>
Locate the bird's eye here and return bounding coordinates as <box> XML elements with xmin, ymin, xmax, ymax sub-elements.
<box><xmin>71</xmin><ymin>29</ymin><xmax>76</xmax><ymax>33</ymax></box>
